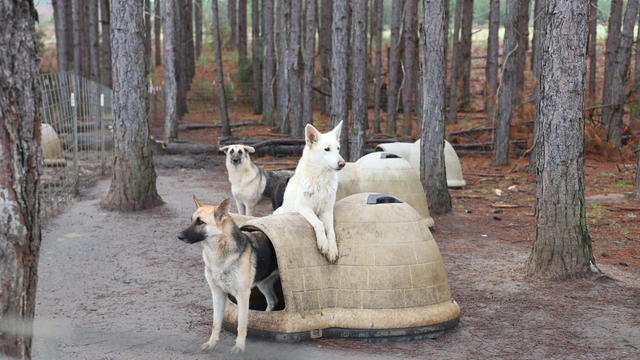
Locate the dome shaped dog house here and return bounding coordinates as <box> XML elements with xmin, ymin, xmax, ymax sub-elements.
<box><xmin>376</xmin><ymin>140</ymin><xmax>466</xmax><ymax>188</ymax></box>
<box><xmin>337</xmin><ymin>152</ymin><xmax>434</xmax><ymax>227</ymax></box>
<box><xmin>225</xmin><ymin>193</ymin><xmax>460</xmax><ymax>342</ymax></box>
<box><xmin>41</xmin><ymin>123</ymin><xmax>66</xmax><ymax>167</ymax></box>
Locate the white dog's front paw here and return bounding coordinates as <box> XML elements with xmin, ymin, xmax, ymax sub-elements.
<box><xmin>315</xmin><ymin>232</ymin><xmax>329</xmax><ymax>254</ymax></box>
<box><xmin>325</xmin><ymin>242</ymin><xmax>339</xmax><ymax>263</ymax></box>
<box><xmin>230</xmin><ymin>344</ymin><xmax>245</xmax><ymax>353</ymax></box>
<box><xmin>201</xmin><ymin>339</ymin><xmax>218</xmax><ymax>351</ymax></box>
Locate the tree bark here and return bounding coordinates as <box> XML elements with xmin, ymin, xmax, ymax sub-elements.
<box><xmin>372</xmin><ymin>0</ymin><xmax>383</xmax><ymax>133</ymax></box>
<box><xmin>302</xmin><ymin>0</ymin><xmax>316</xmax><ymax>127</ymax></box>
<box><xmin>101</xmin><ymin>0</ymin><xmax>163</xmax><ymax>211</ymax></box>
<box><xmin>155</xmin><ymin>0</ymin><xmax>162</xmax><ymax>66</ymax></box>
<box><xmin>331</xmin><ymin>0</ymin><xmax>349</xmax><ymax>157</ymax></box>
<box><xmin>529</xmin><ymin>0</ymin><xmax>546</xmax><ymax>173</ymax></box>
<box><xmin>80</xmin><ymin>1</ymin><xmax>90</xmax><ymax>77</ymax></box>
<box><xmin>635</xmin><ymin>146</ymin><xmax>640</xmax><ymax>199</ymax></box>
<box><xmin>288</xmin><ymin>0</ymin><xmax>303</xmax><ymax>136</ymax></box>
<box><xmin>89</xmin><ymin>0</ymin><xmax>100</xmax><ymax>81</ymax></box>
<box><xmin>319</xmin><ymin>0</ymin><xmax>333</xmax><ymax>115</ymax></box>
<box><xmin>526</xmin><ymin>0</ymin><xmax>594</xmax><ymax>280</ymax></box>
<box><xmin>602</xmin><ymin>0</ymin><xmax>623</xmax><ymax>124</ymax></box>
<box><xmin>100</xmin><ymin>0</ymin><xmax>112</xmax><ymax>87</ymax></box>
<box><xmin>0</xmin><ymin>2</ymin><xmax>42</xmax><ymax>357</ymax></box>
<box><xmin>631</xmin><ymin>12</ymin><xmax>640</xmax><ymax>135</ymax></box>
<box><xmin>195</xmin><ymin>0</ymin><xmax>203</xmax><ymax>58</ymax></box>
<box><xmin>492</xmin><ymin>0</ymin><xmax>520</xmax><ymax>166</ymax></box>
<box><xmin>484</xmin><ymin>0</ymin><xmax>499</xmax><ymax>127</ymax></box>
<box><xmin>448</xmin><ymin>0</ymin><xmax>463</xmax><ymax>125</ymax></box>
<box><xmin>402</xmin><ymin>0</ymin><xmax>417</xmax><ymax>136</ymax></box>
<box><xmin>459</xmin><ymin>0</ymin><xmax>473</xmax><ymax>108</ymax></box>
<box><xmin>513</xmin><ymin>0</ymin><xmax>530</xmax><ymax>107</ymax></box>
<box><xmin>420</xmin><ymin>0</ymin><xmax>451</xmax><ymax>215</ymax></box>
<box><xmin>605</xmin><ymin>0</ymin><xmax>639</xmax><ymax>146</ymax></box>
<box><xmin>53</xmin><ymin>0</ymin><xmax>68</xmax><ymax>71</ymax></box>
<box><xmin>163</xmin><ymin>0</ymin><xmax>179</xmax><ymax>141</ymax></box>
<box><xmin>350</xmin><ymin>0</ymin><xmax>368</xmax><ymax>160</ymax></box>
<box><xmin>145</xmin><ymin>0</ymin><xmax>151</xmax><ymax>72</ymax></box>
<box><xmin>238</xmin><ymin>0</ymin><xmax>248</xmax><ymax>63</ymax></box>
<box><xmin>385</xmin><ymin>0</ymin><xmax>404</xmax><ymax>135</ymax></box>
<box><xmin>72</xmin><ymin>0</ymin><xmax>82</xmax><ymax>74</ymax></box>
<box><xmin>587</xmin><ymin>0</ymin><xmax>597</xmax><ymax>99</ymax></box>
<box><xmin>182</xmin><ymin>0</ymin><xmax>195</xmax><ymax>81</ymax></box>
<box><xmin>228</xmin><ymin>0</ymin><xmax>237</xmax><ymax>49</ymax></box>
<box><xmin>211</xmin><ymin>0</ymin><xmax>232</xmax><ymax>136</ymax></box>
<box><xmin>275</xmin><ymin>0</ymin><xmax>290</xmax><ymax>133</ymax></box>
<box><xmin>262</xmin><ymin>0</ymin><xmax>275</xmax><ymax>124</ymax></box>
<box><xmin>251</xmin><ymin>0</ymin><xmax>262</xmax><ymax>114</ymax></box>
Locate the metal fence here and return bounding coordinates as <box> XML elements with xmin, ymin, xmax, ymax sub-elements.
<box><xmin>39</xmin><ymin>72</ymin><xmax>114</xmax><ymax>219</ymax></box>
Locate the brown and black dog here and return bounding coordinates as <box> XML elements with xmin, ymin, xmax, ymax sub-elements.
<box><xmin>178</xmin><ymin>197</ymin><xmax>279</xmax><ymax>353</ymax></box>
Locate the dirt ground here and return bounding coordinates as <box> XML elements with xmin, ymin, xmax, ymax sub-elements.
<box><xmin>31</xmin><ymin>153</ymin><xmax>640</xmax><ymax>360</ymax></box>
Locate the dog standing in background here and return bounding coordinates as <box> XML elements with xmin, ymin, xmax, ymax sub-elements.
<box><xmin>220</xmin><ymin>144</ymin><xmax>292</xmax><ymax>216</ymax></box>
<box><xmin>274</xmin><ymin>121</ymin><xmax>345</xmax><ymax>262</ymax></box>
<box><xmin>178</xmin><ymin>197</ymin><xmax>279</xmax><ymax>353</ymax></box>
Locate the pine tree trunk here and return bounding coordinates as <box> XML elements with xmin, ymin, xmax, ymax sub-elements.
<box><xmin>459</xmin><ymin>0</ymin><xmax>473</xmax><ymax>108</ymax></box>
<box><xmin>0</xmin><ymin>2</ymin><xmax>42</xmax><ymax>357</ymax></box>
<box><xmin>53</xmin><ymin>0</ymin><xmax>68</xmax><ymax>71</ymax></box>
<box><xmin>331</xmin><ymin>0</ymin><xmax>349</xmax><ymax>157</ymax></box>
<box><xmin>529</xmin><ymin>0</ymin><xmax>546</xmax><ymax>173</ymax></box>
<box><xmin>262</xmin><ymin>0</ymin><xmax>275</xmax><ymax>124</ymax></box>
<box><xmin>89</xmin><ymin>0</ymin><xmax>100</xmax><ymax>80</ymax></box>
<box><xmin>631</xmin><ymin>13</ymin><xmax>640</xmax><ymax>135</ymax></box>
<box><xmin>587</xmin><ymin>0</ymin><xmax>598</xmax><ymax>99</ymax></box>
<box><xmin>635</xmin><ymin>147</ymin><xmax>640</xmax><ymax>199</ymax></box>
<box><xmin>228</xmin><ymin>0</ymin><xmax>237</xmax><ymax>49</ymax></box>
<box><xmin>145</xmin><ymin>0</ymin><xmax>151</xmax><ymax>71</ymax></box>
<box><xmin>606</xmin><ymin>0</ymin><xmax>639</xmax><ymax>146</ymax></box>
<box><xmin>182</xmin><ymin>0</ymin><xmax>195</xmax><ymax>81</ymax></box>
<box><xmin>492</xmin><ymin>0</ymin><xmax>520</xmax><ymax>166</ymax></box>
<box><xmin>402</xmin><ymin>0</ymin><xmax>417</xmax><ymax>136</ymax></box>
<box><xmin>484</xmin><ymin>0</ymin><xmax>499</xmax><ymax>127</ymax></box>
<box><xmin>526</xmin><ymin>0</ymin><xmax>593</xmax><ymax>280</ymax></box>
<box><xmin>100</xmin><ymin>0</ymin><xmax>112</xmax><ymax>86</ymax></box>
<box><xmin>513</xmin><ymin>0</ymin><xmax>530</xmax><ymax>107</ymax></box>
<box><xmin>288</xmin><ymin>0</ymin><xmax>303</xmax><ymax>136</ymax></box>
<box><xmin>319</xmin><ymin>0</ymin><xmax>333</xmax><ymax>115</ymax></box>
<box><xmin>420</xmin><ymin>0</ymin><xmax>451</xmax><ymax>215</ymax></box>
<box><xmin>80</xmin><ymin>1</ymin><xmax>91</xmax><ymax>77</ymax></box>
<box><xmin>602</xmin><ymin>0</ymin><xmax>623</xmax><ymax>124</ymax></box>
<box><xmin>211</xmin><ymin>0</ymin><xmax>232</xmax><ymax>136</ymax></box>
<box><xmin>302</xmin><ymin>0</ymin><xmax>316</xmax><ymax>126</ymax></box>
<box><xmin>64</xmin><ymin>0</ymin><xmax>74</xmax><ymax>69</ymax></box>
<box><xmin>195</xmin><ymin>0</ymin><xmax>203</xmax><ymax>58</ymax></box>
<box><xmin>448</xmin><ymin>0</ymin><xmax>463</xmax><ymax>125</ymax></box>
<box><xmin>72</xmin><ymin>0</ymin><xmax>82</xmax><ymax>74</ymax></box>
<box><xmin>238</xmin><ymin>0</ymin><xmax>248</xmax><ymax>64</ymax></box>
<box><xmin>155</xmin><ymin>0</ymin><xmax>162</xmax><ymax>66</ymax></box>
<box><xmin>385</xmin><ymin>0</ymin><xmax>404</xmax><ymax>135</ymax></box>
<box><xmin>102</xmin><ymin>0</ymin><xmax>163</xmax><ymax>211</ymax></box>
<box><xmin>164</xmin><ymin>0</ymin><xmax>179</xmax><ymax>141</ymax></box>
<box><xmin>350</xmin><ymin>0</ymin><xmax>368</xmax><ymax>160</ymax></box>
<box><xmin>252</xmin><ymin>0</ymin><xmax>263</xmax><ymax>114</ymax></box>
<box><xmin>275</xmin><ymin>0</ymin><xmax>290</xmax><ymax>133</ymax></box>
<box><xmin>372</xmin><ymin>0</ymin><xmax>383</xmax><ymax>133</ymax></box>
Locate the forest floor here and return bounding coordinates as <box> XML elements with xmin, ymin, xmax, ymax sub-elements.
<box><xmin>31</xmin><ymin>151</ymin><xmax>640</xmax><ymax>360</ymax></box>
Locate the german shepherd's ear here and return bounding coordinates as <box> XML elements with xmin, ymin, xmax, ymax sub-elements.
<box><xmin>243</xmin><ymin>145</ymin><xmax>255</xmax><ymax>153</ymax></box>
<box><xmin>305</xmin><ymin>124</ymin><xmax>320</xmax><ymax>146</ymax></box>
<box><xmin>332</xmin><ymin>120</ymin><xmax>343</xmax><ymax>139</ymax></box>
<box><xmin>215</xmin><ymin>198</ymin><xmax>231</xmax><ymax>222</ymax></box>
<box><xmin>193</xmin><ymin>195</ymin><xmax>204</xmax><ymax>209</ymax></box>
<box><xmin>219</xmin><ymin>145</ymin><xmax>230</xmax><ymax>154</ymax></box>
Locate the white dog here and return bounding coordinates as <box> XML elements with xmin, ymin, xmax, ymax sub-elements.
<box><xmin>274</xmin><ymin>121</ymin><xmax>345</xmax><ymax>262</ymax></box>
<box><xmin>220</xmin><ymin>144</ymin><xmax>292</xmax><ymax>216</ymax></box>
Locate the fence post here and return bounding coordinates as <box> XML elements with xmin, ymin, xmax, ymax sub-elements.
<box><xmin>99</xmin><ymin>91</ymin><xmax>105</xmax><ymax>175</ymax></box>
<box><xmin>70</xmin><ymin>88</ymin><xmax>79</xmax><ymax>194</ymax></box>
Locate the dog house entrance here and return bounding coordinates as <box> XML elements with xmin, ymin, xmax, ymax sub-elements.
<box><xmin>227</xmin><ymin>229</ymin><xmax>285</xmax><ymax>311</ymax></box>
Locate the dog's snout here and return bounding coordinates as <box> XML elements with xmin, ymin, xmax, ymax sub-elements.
<box><xmin>338</xmin><ymin>160</ymin><xmax>346</xmax><ymax>169</ymax></box>
<box><xmin>178</xmin><ymin>232</ymin><xmax>186</xmax><ymax>242</ymax></box>
<box><xmin>232</xmin><ymin>158</ymin><xmax>241</xmax><ymax>165</ymax></box>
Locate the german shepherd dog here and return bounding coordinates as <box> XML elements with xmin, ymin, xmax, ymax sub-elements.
<box><xmin>220</xmin><ymin>144</ymin><xmax>292</xmax><ymax>216</ymax></box>
<box><xmin>178</xmin><ymin>197</ymin><xmax>279</xmax><ymax>353</ymax></box>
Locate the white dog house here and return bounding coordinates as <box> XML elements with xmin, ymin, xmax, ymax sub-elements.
<box><xmin>226</xmin><ymin>193</ymin><xmax>460</xmax><ymax>342</ymax></box>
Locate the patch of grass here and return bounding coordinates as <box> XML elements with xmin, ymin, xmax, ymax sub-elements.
<box><xmin>587</xmin><ymin>203</ymin><xmax>608</xmax><ymax>223</ymax></box>
<box><xmin>613</xmin><ymin>181</ymin><xmax>632</xmax><ymax>188</ymax></box>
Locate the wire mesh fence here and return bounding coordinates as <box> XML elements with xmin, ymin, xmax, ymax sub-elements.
<box><xmin>39</xmin><ymin>72</ymin><xmax>114</xmax><ymax>219</ymax></box>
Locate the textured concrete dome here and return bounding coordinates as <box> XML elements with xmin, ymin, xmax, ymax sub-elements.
<box><xmin>41</xmin><ymin>123</ymin><xmax>66</xmax><ymax>166</ymax></box>
<box><xmin>337</xmin><ymin>152</ymin><xmax>434</xmax><ymax>227</ymax></box>
<box><xmin>376</xmin><ymin>140</ymin><xmax>467</xmax><ymax>188</ymax></box>
<box><xmin>225</xmin><ymin>193</ymin><xmax>460</xmax><ymax>341</ymax></box>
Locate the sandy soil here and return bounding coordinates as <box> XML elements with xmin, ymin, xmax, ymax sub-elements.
<box><xmin>30</xmin><ymin>153</ymin><xmax>640</xmax><ymax>360</ymax></box>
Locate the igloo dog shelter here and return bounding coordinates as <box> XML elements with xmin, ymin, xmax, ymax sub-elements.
<box><xmin>376</xmin><ymin>140</ymin><xmax>467</xmax><ymax>188</ymax></box>
<box><xmin>224</xmin><ymin>193</ymin><xmax>460</xmax><ymax>342</ymax></box>
<box><xmin>337</xmin><ymin>152</ymin><xmax>435</xmax><ymax>227</ymax></box>
<box><xmin>41</xmin><ymin>123</ymin><xmax>66</xmax><ymax>167</ymax></box>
